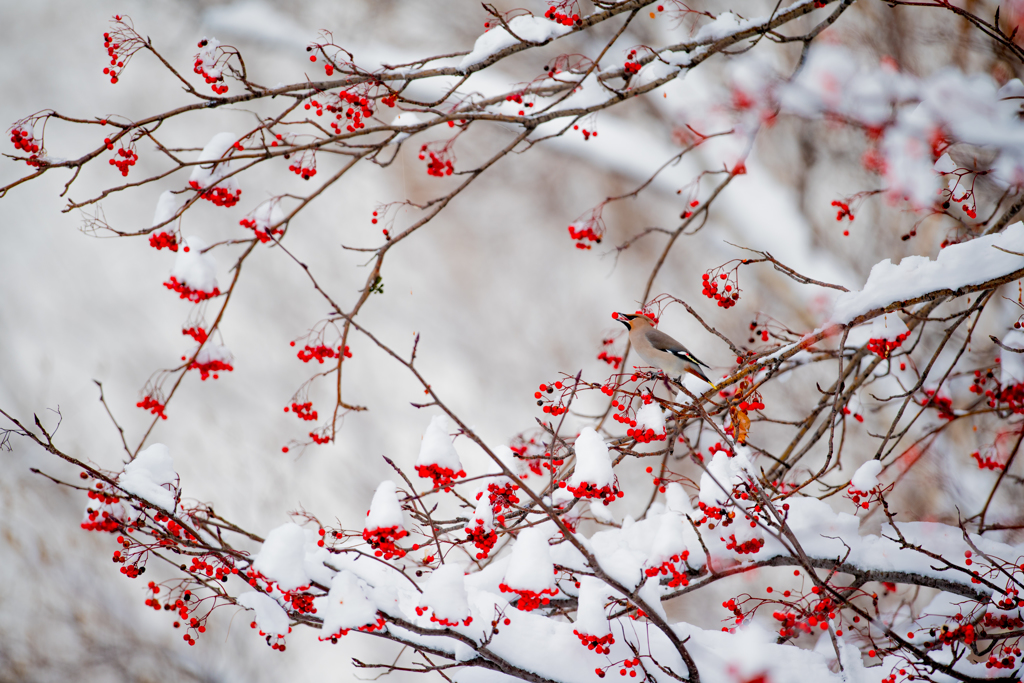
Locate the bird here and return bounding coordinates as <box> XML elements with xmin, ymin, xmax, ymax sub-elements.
<box><xmin>614</xmin><ymin>312</ymin><xmax>715</xmax><ymax>387</ymax></box>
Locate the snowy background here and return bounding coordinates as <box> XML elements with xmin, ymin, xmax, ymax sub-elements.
<box><xmin>2</xmin><ymin>0</ymin><xmax>1021</xmax><ymax>680</ymax></box>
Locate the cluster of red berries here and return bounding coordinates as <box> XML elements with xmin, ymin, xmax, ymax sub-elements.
<box><xmin>934</xmin><ymin>621</ymin><xmax>976</xmax><ymax>646</ymax></box>
<box><xmin>498</xmin><ymin>583</ymin><xmax>558</xmax><ymax>611</ymax></box>
<box><xmin>846</xmin><ymin>484</ymin><xmax>876</xmax><ymax>510</ymax></box>
<box><xmin>831</xmin><ymin>200</ymin><xmax>854</xmax><ymax>221</ymax></box>
<box><xmin>772</xmin><ymin>609</ymin><xmax>832</xmax><ymax>638</ymax></box>
<box><xmin>628</xmin><ymin>426</ymin><xmax>665</xmax><ymax>443</ymax></box>
<box><xmin>984</xmin><ymin>612</ymin><xmax>1024</xmax><ymax>630</ymax></box>
<box><xmin>707</xmin><ymin>441</ymin><xmax>733</xmax><ymax>458</ymax></box>
<box><xmin>523</xmin><ymin>456</ymin><xmax>545</xmax><ymax>477</ymax></box>
<box><xmin>320</xmin><ymin>616</ymin><xmax>386</xmax><ymax>643</ymax></box>
<box><xmin>10</xmin><ymin>127</ymin><xmax>42</xmax><ymax>167</ymax></box>
<box><xmin>285</xmin><ymin>144</ymin><xmax>316</xmax><ymax>176</ymax></box>
<box><xmin>567</xmin><ymin>223</ymin><xmax>601</xmax><ymax>249</ymax></box>
<box><xmin>288</xmin><ymin>160</ymin><xmax>317</xmax><ymax>180</ymax></box>
<box><xmin>168</xmin><ymin>600</ymin><xmax>205</xmax><ymax>646</ymax></box>
<box><xmin>252</xmin><ymin>630</ymin><xmax>287</xmax><ymax>651</ymax></box>
<box><xmin>188</xmin><ymin>180</ymin><xmax>242</xmax><ymax>207</ymax></box>
<box><xmin>466</xmin><ymin>521</ymin><xmax>498</xmax><ymax>559</ymax></box>
<box><xmin>724</xmin><ymin>534</ymin><xmax>764</xmax><ymax>555</ymax></box>
<box><xmin>477</xmin><ymin>481</ymin><xmax>520</xmax><ymax>516</ymax></box>
<box><xmin>285</xmin><ymin>401</ymin><xmax>317</xmax><ymax>421</ymax></box>
<box><xmin>108</xmin><ymin>145</ymin><xmax>138</xmax><ymax>176</ymax></box>
<box><xmin>284</xmin><ymin>590</ymin><xmax>317</xmax><ymax>615</ymax></box>
<box><xmin>420</xmin><ymin>146</ymin><xmax>454</xmax><ymax>177</ymax></box>
<box><xmin>506</xmin><ymin>92</ymin><xmax>534</xmax><ymax>108</ymax></box>
<box><xmin>609</xmin><ymin>395</ymin><xmax>641</xmax><ymax>428</ymax></box>
<box><xmin>360</xmin><ymin>617</ymin><xmax>388</xmax><ymax>634</ymax></box>
<box><xmin>362</xmin><ymin>525</ymin><xmax>408</xmax><ymax>559</ymax></box>
<box><xmin>189</xmin><ymin>556</ymin><xmax>235</xmax><ymax>582</ymax></box>
<box><xmin>194</xmin><ymin>40</ymin><xmax>228</xmax><ymax>94</ymax></box>
<box><xmin>163</xmin><ymin>276</ymin><xmax>218</xmax><ymax>302</ymax></box>
<box><xmin>920</xmin><ymin>389</ymin><xmax>955</xmax><ymax>420</ymax></box>
<box><xmin>510</xmin><ymin>447</ymin><xmax>564</xmax><ymax>477</ymax></box>
<box><xmin>310</xmin><ymin>432</ymin><xmax>331</xmax><ymax>445</ymax></box>
<box><xmin>86</xmin><ymin>485</ymin><xmax>120</xmax><ymax>506</ymax></box>
<box><xmin>701</xmin><ymin>271</ymin><xmax>740</xmax><ymax>308</ymax></box>
<box><xmin>985</xmin><ymin>649</ymin><xmax>1019</xmax><ymax>670</ymax></box>
<box><xmin>991</xmin><ymin>585</ymin><xmax>1024</xmax><ymax>611</ymax></box>
<box><xmin>82</xmin><ymin>504</ymin><xmax>121</xmax><ymax>532</ymax></box>
<box><xmin>597</xmin><ymin>344</ymin><xmax>622</xmax><ymax>369</ymax></box>
<box><xmin>142</xmin><ymin>580</ymin><xmax>164</xmax><ymax>611</ymax></box>
<box><xmin>416</xmin><ymin>464</ymin><xmax>466</xmax><ymax>491</ymax></box>
<box><xmin>119</xmin><ymin>562</ymin><xmax>146</xmax><ymax>578</ymax></box>
<box><xmin>866</xmin><ymin>332</ymin><xmax>909</xmax><ymax>358</ymax></box>
<box><xmin>573</xmin><ymin>630</ymin><xmax>614</xmax><ymax>654</ymax></box>
<box><xmin>968</xmin><ymin>368</ymin><xmax>994</xmax><ymax>396</ymax></box>
<box><xmin>155</xmin><ymin>512</ymin><xmax>191</xmax><ymax>541</ymax></box>
<box><xmin>974</xmin><ymin>366</ymin><xmax>1024</xmax><ymax>413</ymax></box>
<box><xmin>624</xmin><ymin>49</ymin><xmax>641</xmax><ymax>75</ymax></box>
<box><xmin>239</xmin><ymin>216</ymin><xmax>283</xmax><ymax>243</ymax></box>
<box><xmin>558</xmin><ymin>480</ymin><xmax>623</xmax><ymax>506</ymax></box>
<box><xmin>736</xmin><ymin>399</ymin><xmax>765</xmax><ymax>412</ymax></box>
<box><xmin>330</xmin><ymin>91</ymin><xmax>376</xmax><ymax>134</ymax></box>
<box><xmin>244</xmin><ymin>568</ymin><xmax>293</xmax><ymax>592</ymax></box>
<box><xmin>971</xmin><ymin>450</ymin><xmax>1005</xmax><ymax>470</ymax></box>
<box><xmin>544</xmin><ymin>5</ymin><xmax>581</xmax><ymax>25</ymax></box>
<box><xmin>645</xmin><ymin>467</ymin><xmax>666</xmax><ymax>492</ymax></box>
<box><xmin>695</xmin><ymin>500</ymin><xmax>734</xmax><ymax>527</ymax></box>
<box><xmin>293</xmin><ymin>343</ymin><xmax>351</xmax><ymax>363</ymax></box>
<box><xmin>506</xmin><ymin>92</ymin><xmax>536</xmax><ymax>115</ymax></box>
<box><xmin>137</xmin><ymin>395</ymin><xmax>168</xmax><ymax>420</ymax></box>
<box><xmin>644</xmin><ymin>552</ymin><xmax>691</xmax><ymax>587</ymax></box>
<box><xmin>189</xmin><ymin>357</ymin><xmax>232</xmax><ymax>381</ymax></box>
<box><xmin>611</xmin><ymin>410</ymin><xmax>638</xmax><ymax>428</ymax></box>
<box><xmin>102</xmin><ymin>26</ymin><xmax>126</xmax><ymax>84</ymax></box>
<box><xmin>182</xmin><ymin>326</ymin><xmax>208</xmax><ymax>343</ymax></box>
<box><xmin>149</xmin><ymin>231</ymin><xmax>178</xmax><ymax>251</ymax></box>
<box><xmin>596</xmin><ymin>657</ymin><xmax>643</xmax><ymax>680</ymax></box>
<box><xmin>331</xmin><ymin>89</ymin><xmax>376</xmax><ymax>115</ymax></box>
<box><xmin>413</xmin><ymin>604</ymin><xmax>473</xmax><ymax>627</ymax></box>
<box><xmin>987</xmin><ymin>379</ymin><xmax>1024</xmax><ymax>414</ymax></box>
<box><xmin>535</xmin><ymin>381</ymin><xmax>568</xmax><ymax>415</ymax></box>
<box><xmin>572</xmin><ymin>124</ymin><xmax>597</xmax><ymax>140</ymax></box>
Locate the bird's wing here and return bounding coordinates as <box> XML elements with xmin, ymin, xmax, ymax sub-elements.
<box><xmin>645</xmin><ymin>329</ymin><xmax>709</xmax><ymax>367</ymax></box>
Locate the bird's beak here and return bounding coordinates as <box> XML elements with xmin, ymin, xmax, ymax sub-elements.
<box><xmin>613</xmin><ymin>312</ymin><xmax>634</xmax><ymax>328</ymax></box>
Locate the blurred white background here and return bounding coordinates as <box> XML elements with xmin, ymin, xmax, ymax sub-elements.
<box><xmin>2</xmin><ymin>0</ymin><xmax>1016</xmax><ymax>680</ymax></box>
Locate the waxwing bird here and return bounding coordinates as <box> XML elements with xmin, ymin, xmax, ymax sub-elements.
<box><xmin>614</xmin><ymin>313</ymin><xmax>714</xmax><ymax>386</ymax></box>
